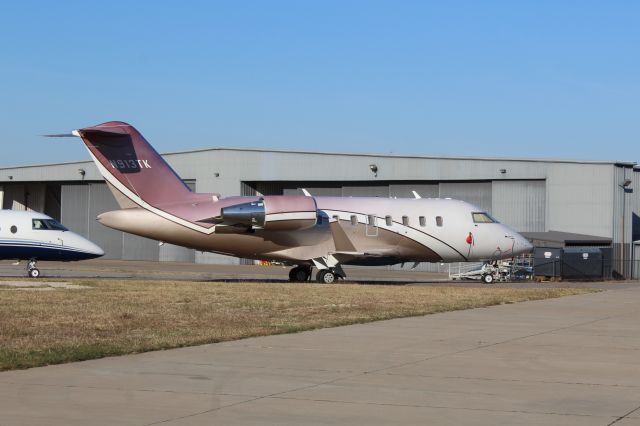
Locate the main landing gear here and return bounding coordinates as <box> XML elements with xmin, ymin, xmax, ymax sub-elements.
<box><xmin>27</xmin><ymin>259</ymin><xmax>40</xmax><ymax>279</ymax></box>
<box><xmin>288</xmin><ymin>265</ymin><xmax>344</xmax><ymax>284</ymax></box>
<box><xmin>316</xmin><ymin>269</ymin><xmax>338</xmax><ymax>284</ymax></box>
<box><xmin>289</xmin><ymin>265</ymin><xmax>312</xmax><ymax>282</ymax></box>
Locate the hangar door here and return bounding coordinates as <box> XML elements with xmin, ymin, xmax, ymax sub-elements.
<box><xmin>439</xmin><ymin>182</ymin><xmax>492</xmax><ymax>212</ymax></box>
<box><xmin>491</xmin><ymin>180</ymin><xmax>545</xmax><ymax>232</ymax></box>
<box><xmin>61</xmin><ymin>183</ymin><xmax>160</xmax><ymax>260</ymax></box>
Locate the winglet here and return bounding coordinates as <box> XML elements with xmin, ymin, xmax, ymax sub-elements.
<box><xmin>412</xmin><ymin>191</ymin><xmax>421</xmax><ymax>199</ymax></box>
<box><xmin>301</xmin><ymin>188</ymin><xmax>312</xmax><ymax>196</ymax></box>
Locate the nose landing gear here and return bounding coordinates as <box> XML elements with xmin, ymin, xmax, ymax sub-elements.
<box><xmin>316</xmin><ymin>269</ymin><xmax>338</xmax><ymax>284</ymax></box>
<box><xmin>481</xmin><ymin>273</ymin><xmax>494</xmax><ymax>284</ymax></box>
<box><xmin>288</xmin><ymin>264</ymin><xmax>345</xmax><ymax>284</ymax></box>
<box><xmin>27</xmin><ymin>259</ymin><xmax>40</xmax><ymax>278</ymax></box>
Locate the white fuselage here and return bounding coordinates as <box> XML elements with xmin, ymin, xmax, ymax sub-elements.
<box><xmin>0</xmin><ymin>210</ymin><xmax>104</xmax><ymax>261</ymax></box>
<box><xmin>96</xmin><ymin>197</ymin><xmax>533</xmax><ymax>265</ymax></box>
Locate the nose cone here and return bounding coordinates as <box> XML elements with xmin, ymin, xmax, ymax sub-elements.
<box><xmin>513</xmin><ymin>234</ymin><xmax>533</xmax><ymax>256</ymax></box>
<box><xmin>70</xmin><ymin>232</ymin><xmax>105</xmax><ymax>259</ymax></box>
<box><xmin>86</xmin><ymin>240</ymin><xmax>105</xmax><ymax>258</ymax></box>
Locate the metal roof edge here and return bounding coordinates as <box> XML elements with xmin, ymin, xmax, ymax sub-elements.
<box><xmin>0</xmin><ymin>147</ymin><xmax>635</xmax><ymax>170</ymax></box>
<box><xmin>162</xmin><ymin>147</ymin><xmax>636</xmax><ymax>166</ymax></box>
<box><xmin>0</xmin><ymin>159</ymin><xmax>94</xmax><ymax>170</ymax></box>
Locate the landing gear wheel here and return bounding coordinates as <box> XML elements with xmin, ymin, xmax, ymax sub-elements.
<box><xmin>28</xmin><ymin>268</ymin><xmax>40</xmax><ymax>279</ymax></box>
<box><xmin>289</xmin><ymin>266</ymin><xmax>310</xmax><ymax>282</ymax></box>
<box><xmin>482</xmin><ymin>274</ymin><xmax>494</xmax><ymax>284</ymax></box>
<box><xmin>316</xmin><ymin>270</ymin><xmax>337</xmax><ymax>284</ymax></box>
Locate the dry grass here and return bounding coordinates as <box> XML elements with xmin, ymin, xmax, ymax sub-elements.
<box><xmin>0</xmin><ymin>280</ymin><xmax>594</xmax><ymax>370</ymax></box>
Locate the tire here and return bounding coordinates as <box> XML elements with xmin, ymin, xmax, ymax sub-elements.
<box><xmin>289</xmin><ymin>267</ymin><xmax>309</xmax><ymax>282</ymax></box>
<box><xmin>482</xmin><ymin>274</ymin><xmax>494</xmax><ymax>284</ymax></box>
<box><xmin>28</xmin><ymin>268</ymin><xmax>40</xmax><ymax>279</ymax></box>
<box><xmin>317</xmin><ymin>270</ymin><xmax>336</xmax><ymax>284</ymax></box>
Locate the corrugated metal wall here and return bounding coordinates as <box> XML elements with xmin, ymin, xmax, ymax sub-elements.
<box><xmin>159</xmin><ymin>244</ymin><xmax>195</xmax><ymax>262</ymax></box>
<box><xmin>61</xmin><ymin>183</ymin><xmax>160</xmax><ymax>261</ymax></box>
<box><xmin>255</xmin><ymin>182</ymin><xmax>284</xmax><ymax>196</ymax></box>
<box><xmin>439</xmin><ymin>182</ymin><xmax>492</xmax><ymax>212</ymax></box>
<box><xmin>277</xmin><ymin>182</ymin><xmax>440</xmax><ymax>198</ymax></box>
<box><xmin>283</xmin><ymin>187</ymin><xmax>342</xmax><ymax>196</ymax></box>
<box><xmin>60</xmin><ymin>184</ymin><xmax>89</xmax><ymax>235</ymax></box>
<box><xmin>342</xmin><ymin>185</ymin><xmax>389</xmax><ymax>197</ymax></box>
<box><xmin>87</xmin><ymin>183</ymin><xmax>122</xmax><ymax>259</ymax></box>
<box><xmin>1</xmin><ymin>183</ymin><xmax>46</xmax><ymax>212</ymax></box>
<box><xmin>492</xmin><ymin>180</ymin><xmax>545</xmax><ymax>231</ymax></box>
<box><xmin>389</xmin><ymin>184</ymin><xmax>438</xmax><ymax>198</ymax></box>
<box><xmin>612</xmin><ymin>165</ymin><xmax>634</xmax><ymax>276</ymax></box>
<box><xmin>546</xmin><ymin>163</ymin><xmax>613</xmax><ymax>239</ymax></box>
<box><xmin>3</xmin><ymin>184</ymin><xmax>25</xmax><ymax>210</ymax></box>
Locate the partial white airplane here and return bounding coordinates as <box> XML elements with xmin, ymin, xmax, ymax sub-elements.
<box><xmin>52</xmin><ymin>121</ymin><xmax>533</xmax><ymax>283</ymax></box>
<box><xmin>0</xmin><ymin>210</ymin><xmax>104</xmax><ymax>277</ymax></box>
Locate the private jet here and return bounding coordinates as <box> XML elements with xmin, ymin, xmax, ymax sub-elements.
<box><xmin>53</xmin><ymin>121</ymin><xmax>532</xmax><ymax>283</ymax></box>
<box><xmin>0</xmin><ymin>210</ymin><xmax>104</xmax><ymax>277</ymax></box>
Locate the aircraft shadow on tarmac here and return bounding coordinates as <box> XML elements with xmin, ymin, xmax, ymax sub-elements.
<box><xmin>201</xmin><ymin>278</ymin><xmax>416</xmax><ymax>286</ymax></box>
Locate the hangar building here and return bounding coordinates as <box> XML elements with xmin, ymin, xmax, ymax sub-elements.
<box><xmin>1</xmin><ymin>148</ymin><xmax>638</xmax><ymax>276</ymax></box>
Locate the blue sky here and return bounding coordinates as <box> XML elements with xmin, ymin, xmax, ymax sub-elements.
<box><xmin>1</xmin><ymin>1</ymin><xmax>638</xmax><ymax>166</ymax></box>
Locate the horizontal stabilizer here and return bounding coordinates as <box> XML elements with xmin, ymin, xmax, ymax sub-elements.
<box><xmin>43</xmin><ymin>133</ymin><xmax>77</xmax><ymax>138</ymax></box>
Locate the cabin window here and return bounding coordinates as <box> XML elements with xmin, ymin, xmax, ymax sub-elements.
<box><xmin>385</xmin><ymin>215</ymin><xmax>392</xmax><ymax>226</ymax></box>
<box><xmin>472</xmin><ymin>212</ymin><xmax>497</xmax><ymax>223</ymax></box>
<box><xmin>350</xmin><ymin>215</ymin><xmax>357</xmax><ymax>226</ymax></box>
<box><xmin>419</xmin><ymin>216</ymin><xmax>426</xmax><ymax>227</ymax></box>
<box><xmin>10</xmin><ymin>225</ymin><xmax>17</xmax><ymax>234</ymax></box>
<box><xmin>436</xmin><ymin>216</ymin><xmax>443</xmax><ymax>227</ymax></box>
<box><xmin>402</xmin><ymin>216</ymin><xmax>409</xmax><ymax>226</ymax></box>
<box><xmin>367</xmin><ymin>215</ymin><xmax>376</xmax><ymax>226</ymax></box>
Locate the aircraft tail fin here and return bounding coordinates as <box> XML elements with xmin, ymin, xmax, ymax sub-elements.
<box><xmin>75</xmin><ymin>121</ymin><xmax>192</xmax><ymax>209</ymax></box>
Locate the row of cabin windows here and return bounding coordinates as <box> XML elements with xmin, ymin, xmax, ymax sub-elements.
<box><xmin>1</xmin><ymin>220</ymin><xmax>68</xmax><ymax>235</ymax></box>
<box><xmin>341</xmin><ymin>215</ymin><xmax>443</xmax><ymax>227</ymax></box>
<box><xmin>326</xmin><ymin>212</ymin><xmax>493</xmax><ymax>227</ymax></box>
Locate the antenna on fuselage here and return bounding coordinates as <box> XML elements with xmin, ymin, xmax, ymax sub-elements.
<box><xmin>301</xmin><ymin>188</ymin><xmax>312</xmax><ymax>196</ymax></box>
<box><xmin>412</xmin><ymin>191</ymin><xmax>421</xmax><ymax>199</ymax></box>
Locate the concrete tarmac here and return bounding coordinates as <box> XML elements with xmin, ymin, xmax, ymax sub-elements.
<box><xmin>2</xmin><ymin>283</ymin><xmax>640</xmax><ymax>425</ymax></box>
<box><xmin>0</xmin><ymin>259</ymin><xmax>449</xmax><ymax>283</ymax></box>
<box><xmin>0</xmin><ymin>259</ymin><xmax>632</xmax><ymax>289</ymax></box>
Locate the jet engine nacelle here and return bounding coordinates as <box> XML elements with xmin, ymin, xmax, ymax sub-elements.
<box><xmin>219</xmin><ymin>195</ymin><xmax>317</xmax><ymax>231</ymax></box>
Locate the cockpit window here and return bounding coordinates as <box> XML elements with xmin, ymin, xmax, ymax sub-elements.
<box><xmin>45</xmin><ymin>219</ymin><xmax>68</xmax><ymax>231</ymax></box>
<box><xmin>32</xmin><ymin>219</ymin><xmax>68</xmax><ymax>231</ymax></box>
<box><xmin>472</xmin><ymin>212</ymin><xmax>498</xmax><ymax>224</ymax></box>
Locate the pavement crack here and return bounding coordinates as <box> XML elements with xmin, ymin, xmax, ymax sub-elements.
<box><xmin>381</xmin><ymin>373</ymin><xmax>640</xmax><ymax>389</ymax></box>
<box><xmin>267</xmin><ymin>395</ymin><xmax>612</xmax><ymax>419</ymax></box>
<box><xmin>607</xmin><ymin>404</ymin><xmax>640</xmax><ymax>425</ymax></box>
<box><xmin>141</xmin><ymin>375</ymin><xmax>355</xmax><ymax>425</ymax></box>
